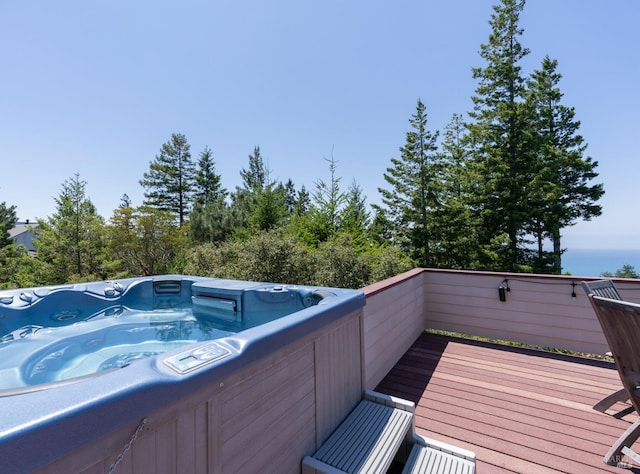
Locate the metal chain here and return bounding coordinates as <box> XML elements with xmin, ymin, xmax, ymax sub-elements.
<box><xmin>107</xmin><ymin>418</ymin><xmax>147</xmax><ymax>474</ymax></box>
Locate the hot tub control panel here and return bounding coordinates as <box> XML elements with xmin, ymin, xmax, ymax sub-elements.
<box><xmin>163</xmin><ymin>342</ymin><xmax>231</xmax><ymax>374</ymax></box>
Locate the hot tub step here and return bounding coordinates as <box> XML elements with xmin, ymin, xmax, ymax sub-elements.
<box><xmin>302</xmin><ymin>390</ymin><xmax>414</xmax><ymax>474</ymax></box>
<box><xmin>301</xmin><ymin>390</ymin><xmax>476</xmax><ymax>474</ymax></box>
<box><xmin>402</xmin><ymin>435</ymin><xmax>476</xmax><ymax>474</ymax></box>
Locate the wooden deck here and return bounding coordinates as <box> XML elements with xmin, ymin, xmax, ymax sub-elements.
<box><xmin>375</xmin><ymin>332</ymin><xmax>640</xmax><ymax>473</ymax></box>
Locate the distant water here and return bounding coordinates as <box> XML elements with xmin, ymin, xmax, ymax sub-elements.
<box><xmin>561</xmin><ymin>248</ymin><xmax>640</xmax><ymax>277</ymax></box>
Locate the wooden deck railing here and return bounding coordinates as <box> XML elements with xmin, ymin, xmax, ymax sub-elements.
<box><xmin>423</xmin><ymin>269</ymin><xmax>640</xmax><ymax>356</ymax></box>
<box><xmin>361</xmin><ymin>268</ymin><xmax>640</xmax><ymax>390</ymax></box>
<box><xmin>361</xmin><ymin>268</ymin><xmax>427</xmax><ymax>391</ymax></box>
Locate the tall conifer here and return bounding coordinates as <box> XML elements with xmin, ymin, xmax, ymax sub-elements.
<box><xmin>526</xmin><ymin>56</ymin><xmax>604</xmax><ymax>273</ymax></box>
<box><xmin>468</xmin><ymin>0</ymin><xmax>532</xmax><ymax>271</ymax></box>
<box><xmin>0</xmin><ymin>202</ymin><xmax>18</xmax><ymax>248</ymax></box>
<box><xmin>35</xmin><ymin>174</ymin><xmax>106</xmax><ymax>282</ymax></box>
<box><xmin>140</xmin><ymin>133</ymin><xmax>195</xmax><ymax>226</ymax></box>
<box><xmin>190</xmin><ymin>147</ymin><xmax>230</xmax><ymax>243</ymax></box>
<box><xmin>376</xmin><ymin>99</ymin><xmax>439</xmax><ymax>267</ymax></box>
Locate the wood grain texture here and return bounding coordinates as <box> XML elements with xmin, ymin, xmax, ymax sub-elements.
<box><xmin>376</xmin><ymin>331</ymin><xmax>631</xmax><ymax>473</ymax></box>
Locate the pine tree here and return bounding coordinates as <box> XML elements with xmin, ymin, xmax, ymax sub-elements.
<box><xmin>140</xmin><ymin>133</ymin><xmax>195</xmax><ymax>226</ymax></box>
<box><xmin>229</xmin><ymin>146</ymin><xmax>267</xmax><ymax>234</ymax></box>
<box><xmin>376</xmin><ymin>99</ymin><xmax>439</xmax><ymax>267</ymax></box>
<box><xmin>433</xmin><ymin>114</ymin><xmax>482</xmax><ymax>269</ymax></box>
<box><xmin>0</xmin><ymin>202</ymin><xmax>35</xmax><ymax>289</ymax></box>
<box><xmin>240</xmin><ymin>146</ymin><xmax>266</xmax><ymax>193</ymax></box>
<box><xmin>193</xmin><ymin>146</ymin><xmax>227</xmax><ymax>205</ymax></box>
<box><xmin>230</xmin><ymin>146</ymin><xmax>289</xmax><ymax>233</ymax></box>
<box><xmin>0</xmin><ymin>242</ymin><xmax>40</xmax><ymax>289</ymax></box>
<box><xmin>107</xmin><ymin>194</ymin><xmax>136</xmax><ymax>277</ymax></box>
<box><xmin>287</xmin><ymin>184</ymin><xmax>311</xmax><ymax>238</ymax></box>
<box><xmin>308</xmin><ymin>152</ymin><xmax>347</xmax><ymax>243</ymax></box>
<box><xmin>284</xmin><ymin>179</ymin><xmax>297</xmax><ymax>214</ymax></box>
<box><xmin>340</xmin><ymin>179</ymin><xmax>370</xmax><ymax>248</ymax></box>
<box><xmin>467</xmin><ymin>0</ymin><xmax>533</xmax><ymax>271</ymax></box>
<box><xmin>526</xmin><ymin>56</ymin><xmax>604</xmax><ymax>273</ymax></box>
<box><xmin>0</xmin><ymin>202</ymin><xmax>18</xmax><ymax>248</ymax></box>
<box><xmin>110</xmin><ymin>194</ymin><xmax>134</xmax><ymax>229</ymax></box>
<box><xmin>295</xmin><ymin>186</ymin><xmax>311</xmax><ymax>216</ymax></box>
<box><xmin>250</xmin><ymin>181</ymin><xmax>287</xmax><ymax>231</ymax></box>
<box><xmin>190</xmin><ymin>147</ymin><xmax>231</xmax><ymax>243</ymax></box>
<box><xmin>35</xmin><ymin>174</ymin><xmax>107</xmax><ymax>283</ymax></box>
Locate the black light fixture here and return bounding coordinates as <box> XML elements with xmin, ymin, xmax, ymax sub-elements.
<box><xmin>496</xmin><ymin>278</ymin><xmax>579</xmax><ymax>301</ymax></box>
<box><xmin>498</xmin><ymin>279</ymin><xmax>510</xmax><ymax>302</ymax></box>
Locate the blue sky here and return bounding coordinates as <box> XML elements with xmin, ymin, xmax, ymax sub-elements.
<box><xmin>1</xmin><ymin>1</ymin><xmax>638</xmax><ymax>249</ymax></box>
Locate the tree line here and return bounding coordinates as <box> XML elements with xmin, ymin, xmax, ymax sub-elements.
<box><xmin>0</xmin><ymin>0</ymin><xmax>608</xmax><ymax>289</ymax></box>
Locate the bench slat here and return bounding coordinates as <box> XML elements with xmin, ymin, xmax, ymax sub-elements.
<box><xmin>311</xmin><ymin>400</ymin><xmax>413</xmax><ymax>473</ymax></box>
<box><xmin>402</xmin><ymin>439</ymin><xmax>476</xmax><ymax>474</ymax></box>
<box><xmin>302</xmin><ymin>391</ymin><xmax>475</xmax><ymax>474</ymax></box>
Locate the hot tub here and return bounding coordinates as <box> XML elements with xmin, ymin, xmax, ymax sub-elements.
<box><xmin>0</xmin><ymin>275</ymin><xmax>365</xmax><ymax>473</ymax></box>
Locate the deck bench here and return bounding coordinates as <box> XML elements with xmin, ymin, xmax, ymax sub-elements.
<box><xmin>302</xmin><ymin>390</ymin><xmax>476</xmax><ymax>474</ymax></box>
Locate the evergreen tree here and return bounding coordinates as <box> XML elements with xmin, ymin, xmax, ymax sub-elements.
<box><xmin>190</xmin><ymin>202</ymin><xmax>232</xmax><ymax>243</ymax></box>
<box><xmin>190</xmin><ymin>147</ymin><xmax>230</xmax><ymax>243</ymax></box>
<box><xmin>369</xmin><ymin>208</ymin><xmax>394</xmax><ymax>246</ymax></box>
<box><xmin>433</xmin><ymin>114</ymin><xmax>482</xmax><ymax>269</ymax></box>
<box><xmin>229</xmin><ymin>146</ymin><xmax>267</xmax><ymax>234</ymax></box>
<box><xmin>295</xmin><ymin>185</ymin><xmax>311</xmax><ymax>216</ymax></box>
<box><xmin>376</xmin><ymin>99</ymin><xmax>440</xmax><ymax>267</ymax></box>
<box><xmin>467</xmin><ymin>0</ymin><xmax>532</xmax><ymax>271</ymax></box>
<box><xmin>286</xmin><ymin>183</ymin><xmax>313</xmax><ymax>241</ymax></box>
<box><xmin>140</xmin><ymin>133</ymin><xmax>195</xmax><ymax>226</ymax></box>
<box><xmin>307</xmin><ymin>153</ymin><xmax>347</xmax><ymax>244</ymax></box>
<box><xmin>237</xmin><ymin>147</ymin><xmax>289</xmax><ymax>232</ymax></box>
<box><xmin>240</xmin><ymin>146</ymin><xmax>266</xmax><ymax>193</ymax></box>
<box><xmin>250</xmin><ymin>181</ymin><xmax>288</xmax><ymax>231</ymax></box>
<box><xmin>602</xmin><ymin>265</ymin><xmax>639</xmax><ymax>279</ymax></box>
<box><xmin>284</xmin><ymin>179</ymin><xmax>297</xmax><ymax>214</ymax></box>
<box><xmin>0</xmin><ymin>201</ymin><xmax>18</xmax><ymax>248</ymax></box>
<box><xmin>0</xmin><ymin>243</ymin><xmax>41</xmax><ymax>289</ymax></box>
<box><xmin>110</xmin><ymin>194</ymin><xmax>134</xmax><ymax>230</ymax></box>
<box><xmin>34</xmin><ymin>174</ymin><xmax>107</xmax><ymax>283</ymax></box>
<box><xmin>526</xmin><ymin>56</ymin><xmax>604</xmax><ymax>273</ymax></box>
<box><xmin>281</xmin><ymin>179</ymin><xmax>311</xmax><ymax>219</ymax></box>
<box><xmin>226</xmin><ymin>191</ymin><xmax>251</xmax><ymax>236</ymax></box>
<box><xmin>340</xmin><ymin>179</ymin><xmax>370</xmax><ymax>248</ymax></box>
<box><xmin>106</xmin><ymin>194</ymin><xmax>136</xmax><ymax>277</ymax></box>
<box><xmin>193</xmin><ymin>146</ymin><xmax>227</xmax><ymax>205</ymax></box>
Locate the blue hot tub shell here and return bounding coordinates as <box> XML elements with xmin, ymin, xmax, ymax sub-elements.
<box><xmin>0</xmin><ymin>275</ymin><xmax>366</xmax><ymax>473</ymax></box>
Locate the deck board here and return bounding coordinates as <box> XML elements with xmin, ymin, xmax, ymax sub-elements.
<box><xmin>375</xmin><ymin>331</ymin><xmax>640</xmax><ymax>473</ymax></box>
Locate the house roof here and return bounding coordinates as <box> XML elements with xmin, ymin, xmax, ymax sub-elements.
<box><xmin>8</xmin><ymin>222</ymin><xmax>38</xmax><ymax>251</ymax></box>
<box><xmin>8</xmin><ymin>223</ymin><xmax>35</xmax><ymax>239</ymax></box>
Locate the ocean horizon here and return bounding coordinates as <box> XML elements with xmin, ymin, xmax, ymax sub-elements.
<box><xmin>561</xmin><ymin>248</ymin><xmax>640</xmax><ymax>277</ymax></box>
